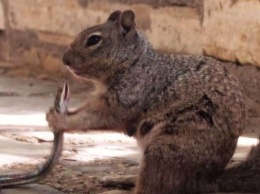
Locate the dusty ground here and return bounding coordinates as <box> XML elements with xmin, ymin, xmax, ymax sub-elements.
<box><xmin>2</xmin><ymin>156</ymin><xmax>138</xmax><ymax>194</ymax></box>
<box><xmin>0</xmin><ymin>131</ymin><xmax>139</xmax><ymax>194</ymax></box>
<box><xmin>0</xmin><ymin>60</ymin><xmax>260</xmax><ymax>194</ymax></box>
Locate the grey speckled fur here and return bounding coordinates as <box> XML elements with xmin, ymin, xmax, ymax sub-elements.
<box><xmin>47</xmin><ymin>10</ymin><xmax>260</xmax><ymax>194</ymax></box>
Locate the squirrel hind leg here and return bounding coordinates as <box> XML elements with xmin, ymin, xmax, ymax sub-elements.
<box><xmin>134</xmin><ymin>125</ymin><xmax>239</xmax><ymax>194</ymax></box>
<box><xmin>135</xmin><ymin>148</ymin><xmax>195</xmax><ymax>194</ymax></box>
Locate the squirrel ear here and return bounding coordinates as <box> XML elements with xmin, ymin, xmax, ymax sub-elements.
<box><xmin>107</xmin><ymin>10</ymin><xmax>122</xmax><ymax>22</ymax></box>
<box><xmin>121</xmin><ymin>10</ymin><xmax>136</xmax><ymax>32</ymax></box>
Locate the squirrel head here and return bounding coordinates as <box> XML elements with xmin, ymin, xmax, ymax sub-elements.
<box><xmin>63</xmin><ymin>10</ymin><xmax>144</xmax><ymax>81</ymax></box>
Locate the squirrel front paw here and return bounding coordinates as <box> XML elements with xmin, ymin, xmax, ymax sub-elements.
<box><xmin>46</xmin><ymin>108</ymin><xmax>68</xmax><ymax>132</ymax></box>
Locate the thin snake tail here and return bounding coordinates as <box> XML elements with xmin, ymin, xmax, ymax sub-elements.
<box><xmin>0</xmin><ymin>82</ymin><xmax>69</xmax><ymax>188</ymax></box>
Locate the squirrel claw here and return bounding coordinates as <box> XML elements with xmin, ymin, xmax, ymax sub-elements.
<box><xmin>46</xmin><ymin>108</ymin><xmax>67</xmax><ymax>131</ymax></box>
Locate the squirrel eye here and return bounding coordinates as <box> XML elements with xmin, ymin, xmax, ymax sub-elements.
<box><xmin>86</xmin><ymin>35</ymin><xmax>102</xmax><ymax>47</ymax></box>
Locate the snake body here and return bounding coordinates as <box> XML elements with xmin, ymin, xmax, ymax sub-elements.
<box><xmin>0</xmin><ymin>82</ymin><xmax>69</xmax><ymax>188</ymax></box>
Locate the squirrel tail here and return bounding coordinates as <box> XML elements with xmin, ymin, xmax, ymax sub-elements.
<box><xmin>216</xmin><ymin>137</ymin><xmax>260</xmax><ymax>192</ymax></box>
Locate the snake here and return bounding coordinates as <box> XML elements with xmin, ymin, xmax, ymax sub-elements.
<box><xmin>0</xmin><ymin>82</ymin><xmax>69</xmax><ymax>188</ymax></box>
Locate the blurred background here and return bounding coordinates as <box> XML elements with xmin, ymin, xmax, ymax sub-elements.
<box><xmin>0</xmin><ymin>0</ymin><xmax>259</xmax><ymax>193</ymax></box>
<box><xmin>0</xmin><ymin>0</ymin><xmax>259</xmax><ymax>77</ymax></box>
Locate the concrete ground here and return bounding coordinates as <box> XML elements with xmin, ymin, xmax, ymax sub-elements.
<box><xmin>0</xmin><ymin>75</ymin><xmax>259</xmax><ymax>194</ymax></box>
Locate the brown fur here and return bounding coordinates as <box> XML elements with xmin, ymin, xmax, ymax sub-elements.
<box><xmin>46</xmin><ymin>10</ymin><xmax>260</xmax><ymax>194</ymax></box>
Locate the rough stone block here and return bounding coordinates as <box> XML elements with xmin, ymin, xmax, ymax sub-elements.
<box><xmin>203</xmin><ymin>0</ymin><xmax>260</xmax><ymax>66</ymax></box>
<box><xmin>0</xmin><ymin>0</ymin><xmax>5</xmax><ymax>30</ymax></box>
<box><xmin>7</xmin><ymin>0</ymin><xmax>109</xmax><ymax>36</ymax></box>
<box><xmin>141</xmin><ymin>5</ymin><xmax>203</xmax><ymax>54</ymax></box>
<box><xmin>4</xmin><ymin>0</ymin><xmax>260</xmax><ymax>73</ymax></box>
<box><xmin>7</xmin><ymin>0</ymin><xmax>203</xmax><ymax>55</ymax></box>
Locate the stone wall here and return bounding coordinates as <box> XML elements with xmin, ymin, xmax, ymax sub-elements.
<box><xmin>0</xmin><ymin>0</ymin><xmax>259</xmax><ymax>77</ymax></box>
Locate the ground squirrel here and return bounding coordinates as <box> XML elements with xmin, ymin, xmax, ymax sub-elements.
<box><xmin>46</xmin><ymin>10</ymin><xmax>260</xmax><ymax>194</ymax></box>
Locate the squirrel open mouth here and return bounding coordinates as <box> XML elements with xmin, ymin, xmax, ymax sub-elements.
<box><xmin>66</xmin><ymin>66</ymin><xmax>86</xmax><ymax>77</ymax></box>
<box><xmin>66</xmin><ymin>66</ymin><xmax>78</xmax><ymax>74</ymax></box>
